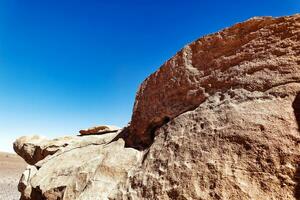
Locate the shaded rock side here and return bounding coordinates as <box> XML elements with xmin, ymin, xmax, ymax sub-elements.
<box><xmin>128</xmin><ymin>14</ymin><xmax>300</xmax><ymax>147</ymax></box>
<box><xmin>18</xmin><ymin>165</ymin><xmax>38</xmax><ymax>200</ymax></box>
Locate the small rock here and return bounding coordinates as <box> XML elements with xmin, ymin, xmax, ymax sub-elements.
<box><xmin>79</xmin><ymin>125</ymin><xmax>120</xmax><ymax>135</ymax></box>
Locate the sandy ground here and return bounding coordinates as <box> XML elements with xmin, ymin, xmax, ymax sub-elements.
<box><xmin>0</xmin><ymin>152</ymin><xmax>26</xmax><ymax>200</ymax></box>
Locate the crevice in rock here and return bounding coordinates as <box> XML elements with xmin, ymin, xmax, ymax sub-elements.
<box><xmin>124</xmin><ymin>116</ymin><xmax>172</xmax><ymax>150</ymax></box>
<box><xmin>292</xmin><ymin>92</ymin><xmax>300</xmax><ymax>130</ymax></box>
<box><xmin>29</xmin><ymin>186</ymin><xmax>45</xmax><ymax>200</ymax></box>
<box><xmin>141</xmin><ymin>149</ymin><xmax>150</xmax><ymax>165</ymax></box>
<box><xmin>295</xmin><ymin>166</ymin><xmax>300</xmax><ymax>200</ymax></box>
<box><xmin>292</xmin><ymin>91</ymin><xmax>300</xmax><ymax>200</ymax></box>
<box><xmin>78</xmin><ymin>130</ymin><xmax>118</xmax><ymax>137</ymax></box>
<box><xmin>149</xmin><ymin>116</ymin><xmax>171</xmax><ymax>143</ymax></box>
<box><xmin>35</xmin><ymin>141</ymin><xmax>110</xmax><ymax>167</ymax></box>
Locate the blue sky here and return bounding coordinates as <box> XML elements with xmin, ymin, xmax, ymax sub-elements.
<box><xmin>0</xmin><ymin>0</ymin><xmax>299</xmax><ymax>152</ymax></box>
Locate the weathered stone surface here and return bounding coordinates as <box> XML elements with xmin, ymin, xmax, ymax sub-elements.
<box><xmin>14</xmin><ymin>125</ymin><xmax>121</xmax><ymax>165</ymax></box>
<box><xmin>15</xmin><ymin>14</ymin><xmax>300</xmax><ymax>200</ymax></box>
<box><xmin>128</xmin><ymin>14</ymin><xmax>300</xmax><ymax>147</ymax></box>
<box><xmin>13</xmin><ymin>135</ymin><xmax>84</xmax><ymax>165</ymax></box>
<box><xmin>17</xmin><ymin>132</ymin><xmax>142</xmax><ymax>200</ymax></box>
<box><xmin>18</xmin><ymin>165</ymin><xmax>38</xmax><ymax>200</ymax></box>
<box><xmin>113</xmin><ymin>83</ymin><xmax>300</xmax><ymax>199</ymax></box>
<box><xmin>79</xmin><ymin>125</ymin><xmax>120</xmax><ymax>135</ymax></box>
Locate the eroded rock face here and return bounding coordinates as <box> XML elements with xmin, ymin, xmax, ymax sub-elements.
<box><xmin>128</xmin><ymin>14</ymin><xmax>300</xmax><ymax>147</ymax></box>
<box><xmin>14</xmin><ymin>125</ymin><xmax>121</xmax><ymax>165</ymax></box>
<box><xmin>14</xmin><ymin>135</ymin><xmax>84</xmax><ymax>165</ymax></box>
<box><xmin>17</xmin><ymin>132</ymin><xmax>142</xmax><ymax>200</ymax></box>
<box><xmin>18</xmin><ymin>165</ymin><xmax>38</xmax><ymax>200</ymax></box>
<box><xmin>15</xmin><ymin>14</ymin><xmax>300</xmax><ymax>200</ymax></box>
<box><xmin>114</xmin><ymin>83</ymin><xmax>300</xmax><ymax>199</ymax></box>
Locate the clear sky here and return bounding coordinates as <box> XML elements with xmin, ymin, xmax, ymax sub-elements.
<box><xmin>0</xmin><ymin>0</ymin><xmax>299</xmax><ymax>152</ymax></box>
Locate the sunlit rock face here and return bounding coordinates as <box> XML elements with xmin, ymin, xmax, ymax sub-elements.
<box><xmin>14</xmin><ymin>135</ymin><xmax>83</xmax><ymax>165</ymax></box>
<box><xmin>115</xmin><ymin>84</ymin><xmax>300</xmax><ymax>199</ymax></box>
<box><xmin>16</xmin><ymin>132</ymin><xmax>142</xmax><ymax>200</ymax></box>
<box><xmin>128</xmin><ymin>14</ymin><xmax>300</xmax><ymax>147</ymax></box>
<box><xmin>15</xmin><ymin>14</ymin><xmax>300</xmax><ymax>200</ymax></box>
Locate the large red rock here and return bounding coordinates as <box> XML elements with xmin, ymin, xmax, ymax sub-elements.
<box><xmin>110</xmin><ymin>14</ymin><xmax>300</xmax><ymax>199</ymax></box>
<box><xmin>128</xmin><ymin>14</ymin><xmax>300</xmax><ymax>147</ymax></box>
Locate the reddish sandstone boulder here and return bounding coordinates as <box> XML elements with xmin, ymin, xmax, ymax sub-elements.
<box><xmin>128</xmin><ymin>14</ymin><xmax>300</xmax><ymax>147</ymax></box>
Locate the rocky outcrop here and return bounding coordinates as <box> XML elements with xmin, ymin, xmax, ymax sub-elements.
<box><xmin>13</xmin><ymin>135</ymin><xmax>87</xmax><ymax>165</ymax></box>
<box><xmin>18</xmin><ymin>165</ymin><xmax>38</xmax><ymax>200</ymax></box>
<box><xmin>114</xmin><ymin>84</ymin><xmax>300</xmax><ymax>199</ymax></box>
<box><xmin>79</xmin><ymin>125</ymin><xmax>120</xmax><ymax>135</ymax></box>
<box><xmin>128</xmin><ymin>14</ymin><xmax>300</xmax><ymax>147</ymax></box>
<box><xmin>17</xmin><ymin>132</ymin><xmax>142</xmax><ymax>200</ymax></box>
<box><xmin>13</xmin><ymin>125</ymin><xmax>120</xmax><ymax>165</ymax></box>
<box><xmin>15</xmin><ymin>14</ymin><xmax>300</xmax><ymax>200</ymax></box>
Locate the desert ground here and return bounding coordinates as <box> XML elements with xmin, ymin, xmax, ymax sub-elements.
<box><xmin>0</xmin><ymin>152</ymin><xmax>26</xmax><ymax>200</ymax></box>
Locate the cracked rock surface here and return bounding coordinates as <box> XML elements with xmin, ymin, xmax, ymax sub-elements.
<box><xmin>15</xmin><ymin>14</ymin><xmax>300</xmax><ymax>200</ymax></box>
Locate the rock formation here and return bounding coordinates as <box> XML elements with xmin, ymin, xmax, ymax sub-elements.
<box><xmin>15</xmin><ymin>14</ymin><xmax>300</xmax><ymax>200</ymax></box>
<box><xmin>14</xmin><ymin>135</ymin><xmax>76</xmax><ymax>165</ymax></box>
<box><xmin>128</xmin><ymin>14</ymin><xmax>300</xmax><ymax>147</ymax></box>
<box><xmin>16</xmin><ymin>131</ymin><xmax>142</xmax><ymax>200</ymax></box>
<box><xmin>79</xmin><ymin>125</ymin><xmax>120</xmax><ymax>135</ymax></box>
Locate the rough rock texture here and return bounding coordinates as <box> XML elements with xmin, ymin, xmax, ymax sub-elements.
<box><xmin>14</xmin><ymin>135</ymin><xmax>85</xmax><ymax>165</ymax></box>
<box><xmin>15</xmin><ymin>14</ymin><xmax>300</xmax><ymax>200</ymax></box>
<box><xmin>17</xmin><ymin>132</ymin><xmax>141</xmax><ymax>200</ymax></box>
<box><xmin>18</xmin><ymin>165</ymin><xmax>38</xmax><ymax>200</ymax></box>
<box><xmin>128</xmin><ymin>14</ymin><xmax>300</xmax><ymax>147</ymax></box>
<box><xmin>114</xmin><ymin>84</ymin><xmax>300</xmax><ymax>199</ymax></box>
<box><xmin>79</xmin><ymin>125</ymin><xmax>120</xmax><ymax>135</ymax></box>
